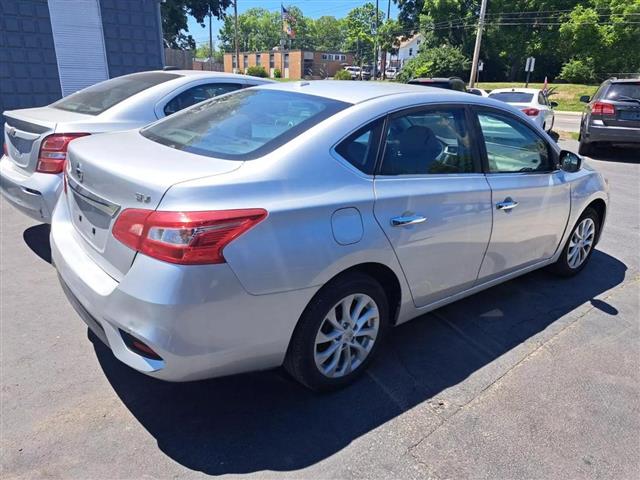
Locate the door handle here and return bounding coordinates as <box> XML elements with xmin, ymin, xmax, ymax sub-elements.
<box><xmin>391</xmin><ymin>214</ymin><xmax>427</xmax><ymax>227</ymax></box>
<box><xmin>496</xmin><ymin>198</ymin><xmax>519</xmax><ymax>211</ymax></box>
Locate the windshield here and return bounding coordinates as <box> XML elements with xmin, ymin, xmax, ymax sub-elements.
<box><xmin>606</xmin><ymin>83</ymin><xmax>640</xmax><ymax>101</ymax></box>
<box><xmin>489</xmin><ymin>92</ymin><xmax>534</xmax><ymax>103</ymax></box>
<box><xmin>141</xmin><ymin>89</ymin><xmax>350</xmax><ymax>160</ymax></box>
<box><xmin>51</xmin><ymin>72</ymin><xmax>180</xmax><ymax>115</ymax></box>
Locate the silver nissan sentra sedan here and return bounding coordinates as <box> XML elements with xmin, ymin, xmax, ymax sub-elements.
<box><xmin>51</xmin><ymin>81</ymin><xmax>609</xmax><ymax>391</ymax></box>
<box><xmin>1</xmin><ymin>70</ymin><xmax>271</xmax><ymax>223</ymax></box>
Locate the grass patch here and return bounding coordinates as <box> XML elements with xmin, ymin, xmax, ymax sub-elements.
<box><xmin>477</xmin><ymin>82</ymin><xmax>599</xmax><ymax>112</ymax></box>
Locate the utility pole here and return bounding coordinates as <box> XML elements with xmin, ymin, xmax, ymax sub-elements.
<box><xmin>208</xmin><ymin>9</ymin><xmax>213</xmax><ymax>71</ymax></box>
<box><xmin>469</xmin><ymin>0</ymin><xmax>488</xmax><ymax>88</ymax></box>
<box><xmin>373</xmin><ymin>0</ymin><xmax>379</xmax><ymax>80</ymax></box>
<box><xmin>234</xmin><ymin>0</ymin><xmax>240</xmax><ymax>73</ymax></box>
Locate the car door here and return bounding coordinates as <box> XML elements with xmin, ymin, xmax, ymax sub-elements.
<box><xmin>373</xmin><ymin>105</ymin><xmax>493</xmax><ymax>307</ymax></box>
<box><xmin>472</xmin><ymin>107</ymin><xmax>570</xmax><ymax>282</ymax></box>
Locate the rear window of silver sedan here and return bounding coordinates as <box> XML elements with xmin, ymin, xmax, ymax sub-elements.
<box><xmin>141</xmin><ymin>89</ymin><xmax>350</xmax><ymax>160</ymax></box>
<box><xmin>51</xmin><ymin>72</ymin><xmax>181</xmax><ymax>115</ymax></box>
<box><xmin>489</xmin><ymin>92</ymin><xmax>534</xmax><ymax>103</ymax></box>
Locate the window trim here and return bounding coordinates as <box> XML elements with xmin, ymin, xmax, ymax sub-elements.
<box><xmin>375</xmin><ymin>104</ymin><xmax>483</xmax><ymax>177</ymax></box>
<box><xmin>470</xmin><ymin>105</ymin><xmax>558</xmax><ymax>175</ymax></box>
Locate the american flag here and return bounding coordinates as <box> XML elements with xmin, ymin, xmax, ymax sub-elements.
<box><xmin>282</xmin><ymin>5</ymin><xmax>296</xmax><ymax>39</ymax></box>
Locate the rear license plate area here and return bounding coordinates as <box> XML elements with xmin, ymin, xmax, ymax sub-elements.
<box><xmin>69</xmin><ymin>191</ymin><xmax>113</xmax><ymax>251</ymax></box>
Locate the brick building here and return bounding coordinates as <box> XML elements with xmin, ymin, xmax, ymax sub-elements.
<box><xmin>223</xmin><ymin>50</ymin><xmax>354</xmax><ymax>80</ymax></box>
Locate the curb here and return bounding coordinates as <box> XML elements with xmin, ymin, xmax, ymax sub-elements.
<box><xmin>556</xmin><ymin>111</ymin><xmax>583</xmax><ymax>116</ymax></box>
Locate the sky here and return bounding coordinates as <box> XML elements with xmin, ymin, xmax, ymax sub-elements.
<box><xmin>186</xmin><ymin>0</ymin><xmax>400</xmax><ymax>47</ymax></box>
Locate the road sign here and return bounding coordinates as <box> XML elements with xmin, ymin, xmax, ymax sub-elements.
<box><xmin>525</xmin><ymin>56</ymin><xmax>536</xmax><ymax>73</ymax></box>
<box><xmin>478</xmin><ymin>60</ymin><xmax>484</xmax><ymax>72</ymax></box>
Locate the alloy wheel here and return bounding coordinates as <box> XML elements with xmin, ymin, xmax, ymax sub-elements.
<box><xmin>314</xmin><ymin>293</ymin><xmax>379</xmax><ymax>378</ymax></box>
<box><xmin>567</xmin><ymin>217</ymin><xmax>596</xmax><ymax>269</ymax></box>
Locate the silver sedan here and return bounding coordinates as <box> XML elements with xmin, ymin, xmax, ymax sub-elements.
<box><xmin>1</xmin><ymin>70</ymin><xmax>271</xmax><ymax>222</ymax></box>
<box><xmin>51</xmin><ymin>81</ymin><xmax>609</xmax><ymax>390</ymax></box>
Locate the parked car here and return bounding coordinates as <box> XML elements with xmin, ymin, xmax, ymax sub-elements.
<box><xmin>468</xmin><ymin>87</ymin><xmax>489</xmax><ymax>97</ymax></box>
<box><xmin>51</xmin><ymin>82</ymin><xmax>608</xmax><ymax>391</ymax></box>
<box><xmin>344</xmin><ymin>66</ymin><xmax>361</xmax><ymax>80</ymax></box>
<box><xmin>361</xmin><ymin>66</ymin><xmax>373</xmax><ymax>81</ymax></box>
<box><xmin>1</xmin><ymin>70</ymin><xmax>272</xmax><ymax>223</ymax></box>
<box><xmin>578</xmin><ymin>78</ymin><xmax>640</xmax><ymax>155</ymax></box>
<box><xmin>407</xmin><ymin>77</ymin><xmax>467</xmax><ymax>92</ymax></box>
<box><xmin>488</xmin><ymin>88</ymin><xmax>557</xmax><ymax>132</ymax></box>
<box><xmin>385</xmin><ymin>67</ymin><xmax>398</xmax><ymax>80</ymax></box>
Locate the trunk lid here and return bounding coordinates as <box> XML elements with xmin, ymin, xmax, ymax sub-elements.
<box><xmin>3</xmin><ymin>107</ymin><xmax>93</xmax><ymax>173</ymax></box>
<box><xmin>64</xmin><ymin>130</ymin><xmax>244</xmax><ymax>280</ymax></box>
<box><xmin>601</xmin><ymin>82</ymin><xmax>640</xmax><ymax>128</ymax></box>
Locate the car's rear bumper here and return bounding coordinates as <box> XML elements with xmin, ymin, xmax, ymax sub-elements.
<box><xmin>50</xmin><ymin>195</ymin><xmax>316</xmax><ymax>382</ymax></box>
<box><xmin>584</xmin><ymin>123</ymin><xmax>640</xmax><ymax>144</ymax></box>
<box><xmin>0</xmin><ymin>154</ymin><xmax>60</xmax><ymax>222</ymax></box>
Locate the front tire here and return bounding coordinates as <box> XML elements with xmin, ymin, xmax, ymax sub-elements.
<box><xmin>578</xmin><ymin>139</ymin><xmax>596</xmax><ymax>156</ymax></box>
<box><xmin>284</xmin><ymin>272</ymin><xmax>389</xmax><ymax>391</ymax></box>
<box><xmin>551</xmin><ymin>207</ymin><xmax>599</xmax><ymax>277</ymax></box>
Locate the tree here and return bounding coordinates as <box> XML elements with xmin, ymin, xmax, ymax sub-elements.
<box><xmin>286</xmin><ymin>6</ymin><xmax>316</xmax><ymax>50</ymax></box>
<box><xmin>396</xmin><ymin>44</ymin><xmax>470</xmax><ymax>81</ymax></box>
<box><xmin>194</xmin><ymin>42</ymin><xmax>223</xmax><ymax>62</ymax></box>
<box><xmin>311</xmin><ymin>16</ymin><xmax>347</xmax><ymax>52</ymax></box>
<box><xmin>218</xmin><ymin>7</ymin><xmax>280</xmax><ymax>52</ymax></box>
<box><xmin>344</xmin><ymin>3</ymin><xmax>386</xmax><ymax>66</ymax></box>
<box><xmin>162</xmin><ymin>0</ymin><xmax>232</xmax><ymax>50</ymax></box>
<box><xmin>378</xmin><ymin>19</ymin><xmax>403</xmax><ymax>77</ymax></box>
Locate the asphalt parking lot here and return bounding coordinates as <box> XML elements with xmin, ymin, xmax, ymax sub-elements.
<box><xmin>1</xmin><ymin>139</ymin><xmax>638</xmax><ymax>479</ymax></box>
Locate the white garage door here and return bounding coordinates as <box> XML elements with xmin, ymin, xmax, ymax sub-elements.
<box><xmin>48</xmin><ymin>0</ymin><xmax>109</xmax><ymax>97</ymax></box>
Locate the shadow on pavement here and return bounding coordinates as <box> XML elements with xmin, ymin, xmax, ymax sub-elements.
<box><xmin>22</xmin><ymin>224</ymin><xmax>51</xmax><ymax>264</ymax></box>
<box><xmin>90</xmin><ymin>249</ymin><xmax>627</xmax><ymax>475</ymax></box>
<box><xmin>587</xmin><ymin>145</ymin><xmax>639</xmax><ymax>163</ymax></box>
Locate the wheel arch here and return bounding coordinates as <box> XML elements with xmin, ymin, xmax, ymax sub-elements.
<box><xmin>585</xmin><ymin>198</ymin><xmax>607</xmax><ymax>244</ymax></box>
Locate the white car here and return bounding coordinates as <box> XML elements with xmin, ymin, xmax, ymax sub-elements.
<box><xmin>488</xmin><ymin>88</ymin><xmax>557</xmax><ymax>132</ymax></box>
<box><xmin>468</xmin><ymin>87</ymin><xmax>489</xmax><ymax>97</ymax></box>
<box><xmin>344</xmin><ymin>66</ymin><xmax>361</xmax><ymax>80</ymax></box>
<box><xmin>1</xmin><ymin>70</ymin><xmax>272</xmax><ymax>223</ymax></box>
<box><xmin>385</xmin><ymin>67</ymin><xmax>398</xmax><ymax>80</ymax></box>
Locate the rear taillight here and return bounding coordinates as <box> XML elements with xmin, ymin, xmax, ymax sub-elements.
<box><xmin>37</xmin><ymin>133</ymin><xmax>89</xmax><ymax>174</ymax></box>
<box><xmin>521</xmin><ymin>108</ymin><xmax>540</xmax><ymax>116</ymax></box>
<box><xmin>592</xmin><ymin>102</ymin><xmax>615</xmax><ymax>116</ymax></box>
<box><xmin>113</xmin><ymin>209</ymin><xmax>267</xmax><ymax>265</ymax></box>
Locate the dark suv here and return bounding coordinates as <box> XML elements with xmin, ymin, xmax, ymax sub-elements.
<box><xmin>407</xmin><ymin>77</ymin><xmax>467</xmax><ymax>92</ymax></box>
<box><xmin>578</xmin><ymin>78</ymin><xmax>640</xmax><ymax>155</ymax></box>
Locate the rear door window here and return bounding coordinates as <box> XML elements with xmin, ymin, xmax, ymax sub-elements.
<box><xmin>163</xmin><ymin>82</ymin><xmax>243</xmax><ymax>115</ymax></box>
<box><xmin>142</xmin><ymin>89</ymin><xmax>349</xmax><ymax>160</ymax></box>
<box><xmin>335</xmin><ymin>120</ymin><xmax>384</xmax><ymax>175</ymax></box>
<box><xmin>52</xmin><ymin>72</ymin><xmax>180</xmax><ymax>115</ymax></box>
<box><xmin>489</xmin><ymin>92</ymin><xmax>534</xmax><ymax>103</ymax></box>
<box><xmin>380</xmin><ymin>108</ymin><xmax>475</xmax><ymax>175</ymax></box>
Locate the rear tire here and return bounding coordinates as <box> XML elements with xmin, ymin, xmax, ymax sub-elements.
<box><xmin>284</xmin><ymin>272</ymin><xmax>389</xmax><ymax>391</ymax></box>
<box><xmin>578</xmin><ymin>139</ymin><xmax>596</xmax><ymax>156</ymax></box>
<box><xmin>550</xmin><ymin>207</ymin><xmax>599</xmax><ymax>277</ymax></box>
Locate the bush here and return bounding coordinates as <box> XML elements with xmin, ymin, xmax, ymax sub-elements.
<box><xmin>334</xmin><ymin>69</ymin><xmax>352</xmax><ymax>80</ymax></box>
<box><xmin>246</xmin><ymin>65</ymin><xmax>268</xmax><ymax>78</ymax></box>
<box><xmin>558</xmin><ymin>59</ymin><xmax>597</xmax><ymax>84</ymax></box>
<box><xmin>273</xmin><ymin>68</ymin><xmax>282</xmax><ymax>78</ymax></box>
<box><xmin>397</xmin><ymin>44</ymin><xmax>470</xmax><ymax>83</ymax></box>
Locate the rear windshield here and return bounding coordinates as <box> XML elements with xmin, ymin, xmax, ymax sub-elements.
<box><xmin>489</xmin><ymin>92</ymin><xmax>534</xmax><ymax>103</ymax></box>
<box><xmin>51</xmin><ymin>72</ymin><xmax>180</xmax><ymax>115</ymax></box>
<box><xmin>606</xmin><ymin>83</ymin><xmax>640</xmax><ymax>101</ymax></box>
<box><xmin>141</xmin><ymin>89</ymin><xmax>349</xmax><ymax>160</ymax></box>
<box><xmin>409</xmin><ymin>81</ymin><xmax>450</xmax><ymax>89</ymax></box>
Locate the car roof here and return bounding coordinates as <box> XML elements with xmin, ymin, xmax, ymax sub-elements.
<box><xmin>489</xmin><ymin>87</ymin><xmax>540</xmax><ymax>94</ymax></box>
<box><xmin>253</xmin><ymin>80</ymin><xmax>468</xmax><ymax>104</ymax></box>
<box><xmin>608</xmin><ymin>78</ymin><xmax>640</xmax><ymax>84</ymax></box>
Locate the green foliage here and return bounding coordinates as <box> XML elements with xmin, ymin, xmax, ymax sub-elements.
<box><xmin>343</xmin><ymin>2</ymin><xmax>385</xmax><ymax>65</ymax></box>
<box><xmin>246</xmin><ymin>65</ymin><xmax>268</xmax><ymax>77</ymax></box>
<box><xmin>194</xmin><ymin>42</ymin><xmax>223</xmax><ymax>62</ymax></box>
<box><xmin>394</xmin><ymin>0</ymin><xmax>640</xmax><ymax>83</ymax></box>
<box><xmin>397</xmin><ymin>44</ymin><xmax>470</xmax><ymax>82</ymax></box>
<box><xmin>219</xmin><ymin>7</ymin><xmax>281</xmax><ymax>52</ymax></box>
<box><xmin>558</xmin><ymin>59</ymin><xmax>597</xmax><ymax>84</ymax></box>
<box><xmin>273</xmin><ymin>68</ymin><xmax>282</xmax><ymax>78</ymax></box>
<box><xmin>313</xmin><ymin>16</ymin><xmax>347</xmax><ymax>52</ymax></box>
<box><xmin>162</xmin><ymin>0</ymin><xmax>232</xmax><ymax>50</ymax></box>
<box><xmin>334</xmin><ymin>69</ymin><xmax>353</xmax><ymax>80</ymax></box>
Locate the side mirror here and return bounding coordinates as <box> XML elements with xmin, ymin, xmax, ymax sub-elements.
<box><xmin>579</xmin><ymin>95</ymin><xmax>591</xmax><ymax>103</ymax></box>
<box><xmin>559</xmin><ymin>150</ymin><xmax>582</xmax><ymax>173</ymax></box>
<box><xmin>550</xmin><ymin>101</ymin><xmax>559</xmax><ymax>108</ymax></box>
